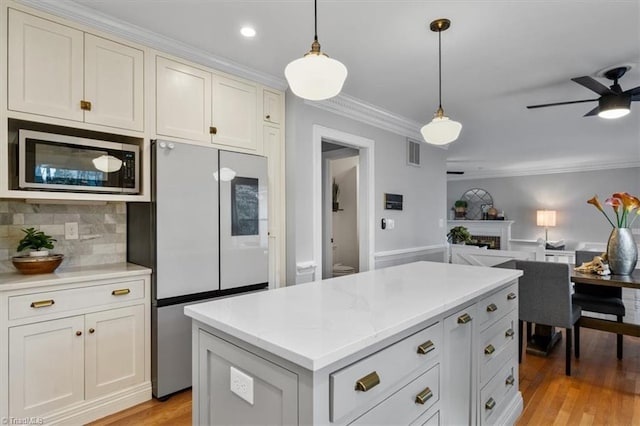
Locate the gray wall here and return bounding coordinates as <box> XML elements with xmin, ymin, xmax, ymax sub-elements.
<box><xmin>286</xmin><ymin>93</ymin><xmax>447</xmax><ymax>284</ymax></box>
<box><xmin>0</xmin><ymin>200</ymin><xmax>126</xmax><ymax>272</ymax></box>
<box><xmin>447</xmin><ymin>167</ymin><xmax>640</xmax><ymax>247</ymax></box>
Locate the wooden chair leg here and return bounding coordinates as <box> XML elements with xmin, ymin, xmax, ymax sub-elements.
<box><xmin>565</xmin><ymin>328</ymin><xmax>572</xmax><ymax>376</ymax></box>
<box><xmin>617</xmin><ymin>315</ymin><xmax>623</xmax><ymax>360</ymax></box>
<box><xmin>519</xmin><ymin>320</ymin><xmax>524</xmax><ymax>363</ymax></box>
<box><xmin>574</xmin><ymin>322</ymin><xmax>580</xmax><ymax>359</ymax></box>
<box><xmin>526</xmin><ymin>322</ymin><xmax>532</xmax><ymax>341</ymax></box>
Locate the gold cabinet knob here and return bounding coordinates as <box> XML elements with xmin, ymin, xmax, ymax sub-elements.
<box><xmin>89</xmin><ymin>328</ymin><xmax>95</xmax><ymax>334</ymax></box>
<box><xmin>76</xmin><ymin>331</ymin><xmax>82</xmax><ymax>336</ymax></box>
<box><xmin>209</xmin><ymin>126</ymin><xmax>218</xmax><ymax>135</ymax></box>
<box><xmin>457</xmin><ymin>313</ymin><xmax>472</xmax><ymax>324</ymax></box>
<box><xmin>80</xmin><ymin>100</ymin><xmax>92</xmax><ymax>111</ymax></box>
<box><xmin>485</xmin><ymin>397</ymin><xmax>496</xmax><ymax>410</ymax></box>
<box><xmin>484</xmin><ymin>344</ymin><xmax>496</xmax><ymax>355</ymax></box>
<box><xmin>507</xmin><ymin>292</ymin><xmax>517</xmax><ymax>300</ymax></box>
<box><xmin>505</xmin><ymin>328</ymin><xmax>515</xmax><ymax>338</ymax></box>
<box><xmin>415</xmin><ymin>387</ymin><xmax>433</xmax><ymax>405</ymax></box>
<box><xmin>486</xmin><ymin>303</ymin><xmax>498</xmax><ymax>312</ymax></box>
<box><xmin>505</xmin><ymin>375</ymin><xmax>515</xmax><ymax>386</ymax></box>
<box><xmin>112</xmin><ymin>288</ymin><xmax>131</xmax><ymax>296</ymax></box>
<box><xmin>355</xmin><ymin>371</ymin><xmax>380</xmax><ymax>392</ymax></box>
<box><xmin>30</xmin><ymin>299</ymin><xmax>55</xmax><ymax>308</ymax></box>
<box><xmin>417</xmin><ymin>340</ymin><xmax>435</xmax><ymax>355</ymax></box>
<box><xmin>265</xmin><ymin>114</ymin><xmax>271</xmax><ymax>120</ymax></box>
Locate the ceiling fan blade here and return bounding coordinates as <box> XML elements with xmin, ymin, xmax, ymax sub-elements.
<box><xmin>571</xmin><ymin>76</ymin><xmax>614</xmax><ymax>95</ymax></box>
<box><xmin>447</xmin><ymin>171</ymin><xmax>464</xmax><ymax>175</ymax></box>
<box><xmin>583</xmin><ymin>106</ymin><xmax>600</xmax><ymax>117</ymax></box>
<box><xmin>526</xmin><ymin>98</ymin><xmax>598</xmax><ymax>109</ymax></box>
<box><xmin>624</xmin><ymin>85</ymin><xmax>640</xmax><ymax>100</ymax></box>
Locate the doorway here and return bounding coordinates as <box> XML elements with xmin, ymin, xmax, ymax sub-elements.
<box><xmin>312</xmin><ymin>125</ymin><xmax>375</xmax><ymax>280</ymax></box>
<box><xmin>322</xmin><ymin>143</ymin><xmax>359</xmax><ymax>278</ymax></box>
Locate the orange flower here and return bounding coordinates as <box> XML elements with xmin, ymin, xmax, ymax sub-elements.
<box><xmin>588</xmin><ymin>193</ymin><xmax>640</xmax><ymax>228</ymax></box>
<box><xmin>587</xmin><ymin>195</ymin><xmax>604</xmax><ymax>212</ymax></box>
<box><xmin>614</xmin><ymin>192</ymin><xmax>640</xmax><ymax>212</ymax></box>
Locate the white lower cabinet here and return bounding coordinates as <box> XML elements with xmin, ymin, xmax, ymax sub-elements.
<box><xmin>1</xmin><ymin>267</ymin><xmax>151</xmax><ymax>424</ymax></box>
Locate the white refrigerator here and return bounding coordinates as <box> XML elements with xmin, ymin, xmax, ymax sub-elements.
<box><xmin>128</xmin><ymin>140</ymin><xmax>268</xmax><ymax>398</ymax></box>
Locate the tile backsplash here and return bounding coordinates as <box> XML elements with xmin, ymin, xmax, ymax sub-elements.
<box><xmin>0</xmin><ymin>200</ymin><xmax>126</xmax><ymax>273</ymax></box>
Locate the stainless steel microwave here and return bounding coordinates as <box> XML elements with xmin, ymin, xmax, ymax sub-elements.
<box><xmin>18</xmin><ymin>130</ymin><xmax>139</xmax><ymax>194</ymax></box>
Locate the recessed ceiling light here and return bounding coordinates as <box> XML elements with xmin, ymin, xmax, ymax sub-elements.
<box><xmin>240</xmin><ymin>26</ymin><xmax>256</xmax><ymax>38</ymax></box>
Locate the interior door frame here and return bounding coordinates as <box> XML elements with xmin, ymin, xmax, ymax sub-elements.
<box><xmin>313</xmin><ymin>125</ymin><xmax>374</xmax><ymax>277</ymax></box>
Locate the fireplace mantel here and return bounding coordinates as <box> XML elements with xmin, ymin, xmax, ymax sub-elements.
<box><xmin>447</xmin><ymin>220</ymin><xmax>514</xmax><ymax>250</ymax></box>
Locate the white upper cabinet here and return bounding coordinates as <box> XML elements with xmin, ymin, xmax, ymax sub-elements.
<box><xmin>263</xmin><ymin>89</ymin><xmax>282</xmax><ymax>125</ymax></box>
<box><xmin>84</xmin><ymin>34</ymin><xmax>144</xmax><ymax>131</ymax></box>
<box><xmin>156</xmin><ymin>56</ymin><xmax>212</xmax><ymax>143</ymax></box>
<box><xmin>8</xmin><ymin>8</ymin><xmax>84</xmax><ymax>122</ymax></box>
<box><xmin>212</xmin><ymin>75</ymin><xmax>258</xmax><ymax>151</ymax></box>
<box><xmin>8</xmin><ymin>9</ymin><xmax>144</xmax><ymax>132</ymax></box>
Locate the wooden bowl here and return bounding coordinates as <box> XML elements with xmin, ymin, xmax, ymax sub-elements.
<box><xmin>12</xmin><ymin>254</ymin><xmax>64</xmax><ymax>274</ymax></box>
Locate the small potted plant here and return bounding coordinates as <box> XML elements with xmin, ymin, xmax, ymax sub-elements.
<box><xmin>454</xmin><ymin>200</ymin><xmax>468</xmax><ymax>218</ymax></box>
<box><xmin>16</xmin><ymin>227</ymin><xmax>56</xmax><ymax>257</ymax></box>
<box><xmin>447</xmin><ymin>226</ymin><xmax>472</xmax><ymax>244</ymax></box>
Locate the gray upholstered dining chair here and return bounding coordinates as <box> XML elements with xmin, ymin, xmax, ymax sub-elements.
<box><xmin>514</xmin><ymin>260</ymin><xmax>582</xmax><ymax>376</ymax></box>
<box><xmin>573</xmin><ymin>250</ymin><xmax>625</xmax><ymax>359</ymax></box>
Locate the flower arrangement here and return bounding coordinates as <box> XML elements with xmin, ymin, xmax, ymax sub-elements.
<box><xmin>587</xmin><ymin>192</ymin><xmax>640</xmax><ymax>228</ymax></box>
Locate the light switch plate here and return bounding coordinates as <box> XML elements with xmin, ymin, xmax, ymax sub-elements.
<box><xmin>230</xmin><ymin>366</ymin><xmax>254</xmax><ymax>405</ymax></box>
<box><xmin>65</xmin><ymin>222</ymin><xmax>79</xmax><ymax>240</ymax></box>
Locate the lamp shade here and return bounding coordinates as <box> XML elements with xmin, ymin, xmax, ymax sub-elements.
<box><xmin>284</xmin><ymin>53</ymin><xmax>347</xmax><ymax>101</ymax></box>
<box><xmin>420</xmin><ymin>116</ymin><xmax>462</xmax><ymax>145</ymax></box>
<box><xmin>92</xmin><ymin>155</ymin><xmax>122</xmax><ymax>173</ymax></box>
<box><xmin>536</xmin><ymin>210</ymin><xmax>556</xmax><ymax>227</ymax></box>
<box><xmin>598</xmin><ymin>94</ymin><xmax>631</xmax><ymax>119</ymax></box>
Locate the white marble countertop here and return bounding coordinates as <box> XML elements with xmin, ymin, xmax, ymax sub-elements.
<box><xmin>185</xmin><ymin>261</ymin><xmax>522</xmax><ymax>371</ymax></box>
<box><xmin>0</xmin><ymin>262</ymin><xmax>151</xmax><ymax>291</ymax></box>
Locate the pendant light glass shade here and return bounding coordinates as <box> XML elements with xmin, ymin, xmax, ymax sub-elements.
<box><xmin>422</xmin><ymin>19</ymin><xmax>461</xmax><ymax>145</ymax></box>
<box><xmin>92</xmin><ymin>154</ymin><xmax>122</xmax><ymax>173</ymax></box>
<box><xmin>284</xmin><ymin>0</ymin><xmax>347</xmax><ymax>101</ymax></box>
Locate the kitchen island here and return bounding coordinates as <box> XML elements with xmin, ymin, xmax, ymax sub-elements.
<box><xmin>185</xmin><ymin>261</ymin><xmax>523</xmax><ymax>425</ymax></box>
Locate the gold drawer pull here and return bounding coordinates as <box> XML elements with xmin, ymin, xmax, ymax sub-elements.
<box><xmin>485</xmin><ymin>397</ymin><xmax>496</xmax><ymax>410</ymax></box>
<box><xmin>507</xmin><ymin>292</ymin><xmax>517</xmax><ymax>300</ymax></box>
<box><xmin>505</xmin><ymin>375</ymin><xmax>515</xmax><ymax>386</ymax></box>
<box><xmin>484</xmin><ymin>344</ymin><xmax>496</xmax><ymax>355</ymax></box>
<box><xmin>80</xmin><ymin>100</ymin><xmax>92</xmax><ymax>111</ymax></box>
<box><xmin>112</xmin><ymin>288</ymin><xmax>131</xmax><ymax>296</ymax></box>
<box><xmin>505</xmin><ymin>328</ymin><xmax>515</xmax><ymax>338</ymax></box>
<box><xmin>457</xmin><ymin>313</ymin><xmax>472</xmax><ymax>324</ymax></box>
<box><xmin>30</xmin><ymin>299</ymin><xmax>55</xmax><ymax>308</ymax></box>
<box><xmin>209</xmin><ymin>126</ymin><xmax>218</xmax><ymax>135</ymax></box>
<box><xmin>486</xmin><ymin>303</ymin><xmax>498</xmax><ymax>312</ymax></box>
<box><xmin>415</xmin><ymin>387</ymin><xmax>433</xmax><ymax>405</ymax></box>
<box><xmin>417</xmin><ymin>340</ymin><xmax>435</xmax><ymax>355</ymax></box>
<box><xmin>355</xmin><ymin>371</ymin><xmax>380</xmax><ymax>392</ymax></box>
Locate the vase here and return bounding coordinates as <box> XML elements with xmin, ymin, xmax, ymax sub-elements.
<box><xmin>607</xmin><ymin>228</ymin><xmax>637</xmax><ymax>275</ymax></box>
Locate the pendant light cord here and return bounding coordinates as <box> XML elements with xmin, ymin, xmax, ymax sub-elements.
<box><xmin>314</xmin><ymin>0</ymin><xmax>318</xmax><ymax>42</ymax></box>
<box><xmin>438</xmin><ymin>28</ymin><xmax>442</xmax><ymax>109</ymax></box>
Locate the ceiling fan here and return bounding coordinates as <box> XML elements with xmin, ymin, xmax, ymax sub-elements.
<box><xmin>527</xmin><ymin>67</ymin><xmax>640</xmax><ymax>118</ymax></box>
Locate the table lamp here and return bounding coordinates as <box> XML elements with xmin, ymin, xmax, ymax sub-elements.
<box><xmin>536</xmin><ymin>210</ymin><xmax>556</xmax><ymax>243</ymax></box>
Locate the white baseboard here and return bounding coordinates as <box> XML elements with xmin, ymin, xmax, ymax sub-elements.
<box><xmin>497</xmin><ymin>391</ymin><xmax>524</xmax><ymax>425</ymax></box>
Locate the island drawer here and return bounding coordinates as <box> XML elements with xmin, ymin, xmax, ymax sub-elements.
<box><xmin>350</xmin><ymin>364</ymin><xmax>439</xmax><ymax>425</ymax></box>
<box><xmin>479</xmin><ymin>310</ymin><xmax>517</xmax><ymax>385</ymax></box>
<box><xmin>9</xmin><ymin>279</ymin><xmax>145</xmax><ymax>320</ymax></box>
<box><xmin>477</xmin><ymin>282</ymin><xmax>518</xmax><ymax>329</ymax></box>
<box><xmin>330</xmin><ymin>321</ymin><xmax>442</xmax><ymax>422</ymax></box>
<box><xmin>479</xmin><ymin>357</ymin><xmax>518</xmax><ymax>425</ymax></box>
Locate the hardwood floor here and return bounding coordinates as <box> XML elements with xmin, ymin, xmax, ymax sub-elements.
<box><xmin>88</xmin><ymin>328</ymin><xmax>640</xmax><ymax>425</ymax></box>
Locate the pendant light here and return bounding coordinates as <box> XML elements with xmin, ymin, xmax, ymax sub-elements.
<box><xmin>421</xmin><ymin>18</ymin><xmax>462</xmax><ymax>145</ymax></box>
<box><xmin>284</xmin><ymin>0</ymin><xmax>347</xmax><ymax>101</ymax></box>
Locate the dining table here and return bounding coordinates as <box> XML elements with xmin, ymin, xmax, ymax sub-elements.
<box><xmin>571</xmin><ymin>267</ymin><xmax>640</xmax><ymax>337</ymax></box>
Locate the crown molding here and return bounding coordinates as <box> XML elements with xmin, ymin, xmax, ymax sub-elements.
<box><xmin>447</xmin><ymin>160</ymin><xmax>640</xmax><ymax>181</ymax></box>
<box><xmin>15</xmin><ymin>0</ymin><xmax>287</xmax><ymax>91</ymax></box>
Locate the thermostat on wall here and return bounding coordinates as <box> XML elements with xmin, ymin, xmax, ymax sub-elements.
<box><xmin>384</xmin><ymin>193</ymin><xmax>403</xmax><ymax>210</ymax></box>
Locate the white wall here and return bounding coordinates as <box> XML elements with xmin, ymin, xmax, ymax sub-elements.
<box><xmin>447</xmin><ymin>167</ymin><xmax>640</xmax><ymax>247</ymax></box>
<box><xmin>286</xmin><ymin>93</ymin><xmax>448</xmax><ymax>284</ymax></box>
<box><xmin>332</xmin><ymin>156</ymin><xmax>359</xmax><ymax>271</ymax></box>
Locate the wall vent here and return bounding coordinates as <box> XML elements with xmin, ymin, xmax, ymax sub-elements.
<box><xmin>407</xmin><ymin>138</ymin><xmax>421</xmax><ymax>167</ymax></box>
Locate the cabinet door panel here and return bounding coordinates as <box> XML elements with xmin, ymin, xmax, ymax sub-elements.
<box><xmin>156</xmin><ymin>56</ymin><xmax>212</xmax><ymax>142</ymax></box>
<box><xmin>8</xmin><ymin>8</ymin><xmax>83</xmax><ymax>121</ymax></box>
<box><xmin>84</xmin><ymin>34</ymin><xmax>144</xmax><ymax>131</ymax></box>
<box><xmin>9</xmin><ymin>316</ymin><xmax>85</xmax><ymax>418</ymax></box>
<box><xmin>263</xmin><ymin>90</ymin><xmax>281</xmax><ymax>124</ymax></box>
<box><xmin>264</xmin><ymin>126</ymin><xmax>284</xmax><ymax>287</ymax></box>
<box><xmin>85</xmin><ymin>305</ymin><xmax>145</xmax><ymax>399</ymax></box>
<box><xmin>212</xmin><ymin>75</ymin><xmax>257</xmax><ymax>151</ymax></box>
